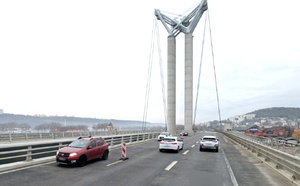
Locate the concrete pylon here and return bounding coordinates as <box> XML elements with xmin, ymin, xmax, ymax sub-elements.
<box><xmin>167</xmin><ymin>35</ymin><xmax>176</xmax><ymax>135</ymax></box>
<box><xmin>185</xmin><ymin>33</ymin><xmax>193</xmax><ymax>132</ymax></box>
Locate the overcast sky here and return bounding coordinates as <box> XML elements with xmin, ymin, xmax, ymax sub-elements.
<box><xmin>1</xmin><ymin>0</ymin><xmax>300</xmax><ymax>125</ymax></box>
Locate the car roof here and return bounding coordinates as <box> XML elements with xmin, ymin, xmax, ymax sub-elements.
<box><xmin>77</xmin><ymin>137</ymin><xmax>104</xmax><ymax>141</ymax></box>
<box><xmin>202</xmin><ymin>136</ymin><xmax>217</xmax><ymax>138</ymax></box>
<box><xmin>162</xmin><ymin>137</ymin><xmax>178</xmax><ymax>140</ymax></box>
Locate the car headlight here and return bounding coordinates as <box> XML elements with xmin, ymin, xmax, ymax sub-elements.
<box><xmin>69</xmin><ymin>152</ymin><xmax>77</xmax><ymax>157</ymax></box>
<box><xmin>56</xmin><ymin>151</ymin><xmax>59</xmax><ymax>155</ymax></box>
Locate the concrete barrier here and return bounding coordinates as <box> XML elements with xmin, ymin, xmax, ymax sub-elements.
<box><xmin>223</xmin><ymin>132</ymin><xmax>300</xmax><ymax>185</ymax></box>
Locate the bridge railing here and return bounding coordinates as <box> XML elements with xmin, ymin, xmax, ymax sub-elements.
<box><xmin>223</xmin><ymin>131</ymin><xmax>300</xmax><ymax>183</ymax></box>
<box><xmin>0</xmin><ymin>132</ymin><xmax>160</xmax><ymax>173</ymax></box>
<box><xmin>0</xmin><ymin>130</ymin><xmax>155</xmax><ymax>143</ymax></box>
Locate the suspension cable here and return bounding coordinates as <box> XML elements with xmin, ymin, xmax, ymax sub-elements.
<box><xmin>142</xmin><ymin>17</ymin><xmax>156</xmax><ymax>131</ymax></box>
<box><xmin>208</xmin><ymin>9</ymin><xmax>222</xmax><ymax>124</ymax></box>
<box><xmin>155</xmin><ymin>18</ymin><xmax>168</xmax><ymax>127</ymax></box>
<box><xmin>193</xmin><ymin>11</ymin><xmax>208</xmax><ymax>125</ymax></box>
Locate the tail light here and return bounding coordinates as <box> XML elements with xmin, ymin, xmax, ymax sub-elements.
<box><xmin>160</xmin><ymin>142</ymin><xmax>165</xmax><ymax>144</ymax></box>
<box><xmin>213</xmin><ymin>141</ymin><xmax>218</xmax><ymax>143</ymax></box>
<box><xmin>201</xmin><ymin>140</ymin><xmax>206</xmax><ymax>142</ymax></box>
<box><xmin>171</xmin><ymin>143</ymin><xmax>177</xmax><ymax>145</ymax></box>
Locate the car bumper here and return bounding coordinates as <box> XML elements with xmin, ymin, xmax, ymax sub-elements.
<box><xmin>159</xmin><ymin>145</ymin><xmax>178</xmax><ymax>151</ymax></box>
<box><xmin>56</xmin><ymin>157</ymin><xmax>78</xmax><ymax>164</ymax></box>
<box><xmin>201</xmin><ymin>145</ymin><xmax>218</xmax><ymax>149</ymax></box>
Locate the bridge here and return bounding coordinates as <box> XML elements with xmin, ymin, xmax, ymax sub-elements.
<box><xmin>0</xmin><ymin>131</ymin><xmax>299</xmax><ymax>186</ymax></box>
<box><xmin>1</xmin><ymin>1</ymin><xmax>300</xmax><ymax>185</ymax></box>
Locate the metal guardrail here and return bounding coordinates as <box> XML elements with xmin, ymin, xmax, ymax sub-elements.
<box><xmin>0</xmin><ymin>132</ymin><xmax>160</xmax><ymax>172</ymax></box>
<box><xmin>0</xmin><ymin>130</ymin><xmax>150</xmax><ymax>143</ymax></box>
<box><xmin>223</xmin><ymin>132</ymin><xmax>300</xmax><ymax>184</ymax></box>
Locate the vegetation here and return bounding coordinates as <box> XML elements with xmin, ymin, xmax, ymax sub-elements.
<box><xmin>247</xmin><ymin>107</ymin><xmax>300</xmax><ymax>119</ymax></box>
<box><xmin>292</xmin><ymin>130</ymin><xmax>300</xmax><ymax>140</ymax></box>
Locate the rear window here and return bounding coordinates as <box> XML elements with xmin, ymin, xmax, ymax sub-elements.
<box><xmin>160</xmin><ymin>132</ymin><xmax>169</xmax><ymax>135</ymax></box>
<box><xmin>203</xmin><ymin>138</ymin><xmax>216</xmax><ymax>141</ymax></box>
<box><xmin>162</xmin><ymin>138</ymin><xmax>175</xmax><ymax>142</ymax></box>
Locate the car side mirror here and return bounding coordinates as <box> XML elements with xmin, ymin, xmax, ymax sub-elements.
<box><xmin>88</xmin><ymin>146</ymin><xmax>93</xmax><ymax>149</ymax></box>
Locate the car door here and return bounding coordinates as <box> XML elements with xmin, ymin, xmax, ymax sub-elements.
<box><xmin>97</xmin><ymin>139</ymin><xmax>105</xmax><ymax>158</ymax></box>
<box><xmin>177</xmin><ymin>137</ymin><xmax>183</xmax><ymax>149</ymax></box>
<box><xmin>86</xmin><ymin>140</ymin><xmax>97</xmax><ymax>160</ymax></box>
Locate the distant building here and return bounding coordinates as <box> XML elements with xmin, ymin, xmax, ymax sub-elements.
<box><xmin>0</xmin><ymin>109</ymin><xmax>3</xmax><ymax>114</ymax></box>
<box><xmin>107</xmin><ymin>122</ymin><xmax>114</xmax><ymax>131</ymax></box>
<box><xmin>223</xmin><ymin>123</ymin><xmax>232</xmax><ymax>131</ymax></box>
<box><xmin>228</xmin><ymin>114</ymin><xmax>256</xmax><ymax>123</ymax></box>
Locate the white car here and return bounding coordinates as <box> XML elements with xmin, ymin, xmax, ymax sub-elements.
<box><xmin>158</xmin><ymin>132</ymin><xmax>172</xmax><ymax>141</ymax></box>
<box><xmin>159</xmin><ymin>137</ymin><xmax>184</xmax><ymax>153</ymax></box>
<box><xmin>199</xmin><ymin>135</ymin><xmax>219</xmax><ymax>152</ymax></box>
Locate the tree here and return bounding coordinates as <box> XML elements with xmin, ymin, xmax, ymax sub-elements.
<box><xmin>292</xmin><ymin>130</ymin><xmax>300</xmax><ymax>140</ymax></box>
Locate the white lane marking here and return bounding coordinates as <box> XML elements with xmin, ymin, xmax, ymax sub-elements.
<box><xmin>0</xmin><ymin>161</ymin><xmax>56</xmax><ymax>175</ymax></box>
<box><xmin>165</xmin><ymin>161</ymin><xmax>178</xmax><ymax>171</ymax></box>
<box><xmin>183</xmin><ymin>150</ymin><xmax>189</xmax><ymax>155</ymax></box>
<box><xmin>224</xmin><ymin>137</ymin><xmax>228</xmax><ymax>143</ymax></box>
<box><xmin>196</xmin><ymin>141</ymin><xmax>199</xmax><ymax>143</ymax></box>
<box><xmin>106</xmin><ymin>160</ymin><xmax>123</xmax><ymax>167</ymax></box>
<box><xmin>191</xmin><ymin>145</ymin><xmax>195</xmax><ymax>148</ymax></box>
<box><xmin>221</xmin><ymin>149</ymin><xmax>239</xmax><ymax>186</ymax></box>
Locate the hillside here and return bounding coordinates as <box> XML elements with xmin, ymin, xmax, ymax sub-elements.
<box><xmin>247</xmin><ymin>107</ymin><xmax>300</xmax><ymax>119</ymax></box>
<box><xmin>0</xmin><ymin>113</ymin><xmax>158</xmax><ymax>128</ymax></box>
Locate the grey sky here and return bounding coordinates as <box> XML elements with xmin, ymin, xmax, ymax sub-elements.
<box><xmin>1</xmin><ymin>0</ymin><xmax>299</xmax><ymax>124</ymax></box>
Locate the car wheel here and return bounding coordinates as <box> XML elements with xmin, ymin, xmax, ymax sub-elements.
<box><xmin>199</xmin><ymin>147</ymin><xmax>202</xmax><ymax>151</ymax></box>
<box><xmin>181</xmin><ymin>144</ymin><xmax>184</xmax><ymax>150</ymax></box>
<box><xmin>159</xmin><ymin>149</ymin><xmax>163</xmax><ymax>152</ymax></box>
<box><xmin>176</xmin><ymin>147</ymin><xmax>179</xmax><ymax>153</ymax></box>
<box><xmin>215</xmin><ymin>147</ymin><xmax>219</xmax><ymax>152</ymax></box>
<box><xmin>102</xmin><ymin>150</ymin><xmax>109</xmax><ymax>160</ymax></box>
<box><xmin>78</xmin><ymin>156</ymin><xmax>87</xmax><ymax>167</ymax></box>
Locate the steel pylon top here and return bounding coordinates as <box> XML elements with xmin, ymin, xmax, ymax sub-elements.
<box><xmin>155</xmin><ymin>0</ymin><xmax>208</xmax><ymax>37</ymax></box>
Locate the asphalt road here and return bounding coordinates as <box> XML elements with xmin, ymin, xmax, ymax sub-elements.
<box><xmin>0</xmin><ymin>132</ymin><xmax>293</xmax><ymax>186</ymax></box>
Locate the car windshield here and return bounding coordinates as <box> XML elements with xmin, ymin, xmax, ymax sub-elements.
<box><xmin>68</xmin><ymin>140</ymin><xmax>89</xmax><ymax>148</ymax></box>
<box><xmin>160</xmin><ymin>132</ymin><xmax>169</xmax><ymax>135</ymax></box>
<box><xmin>203</xmin><ymin>138</ymin><xmax>216</xmax><ymax>141</ymax></box>
<box><xmin>162</xmin><ymin>138</ymin><xmax>175</xmax><ymax>142</ymax></box>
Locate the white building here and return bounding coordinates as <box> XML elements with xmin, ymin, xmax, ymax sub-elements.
<box><xmin>228</xmin><ymin>114</ymin><xmax>256</xmax><ymax>123</ymax></box>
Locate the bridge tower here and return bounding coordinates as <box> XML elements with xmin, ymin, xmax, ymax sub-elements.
<box><xmin>155</xmin><ymin>0</ymin><xmax>208</xmax><ymax>134</ymax></box>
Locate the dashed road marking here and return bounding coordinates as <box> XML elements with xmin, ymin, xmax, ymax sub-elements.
<box><xmin>183</xmin><ymin>150</ymin><xmax>189</xmax><ymax>155</ymax></box>
<box><xmin>107</xmin><ymin>160</ymin><xmax>123</xmax><ymax>167</ymax></box>
<box><xmin>165</xmin><ymin>161</ymin><xmax>178</xmax><ymax>171</ymax></box>
<box><xmin>191</xmin><ymin>145</ymin><xmax>195</xmax><ymax>148</ymax></box>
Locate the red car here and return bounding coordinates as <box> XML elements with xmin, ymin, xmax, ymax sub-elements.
<box><xmin>56</xmin><ymin>136</ymin><xmax>109</xmax><ymax>166</ymax></box>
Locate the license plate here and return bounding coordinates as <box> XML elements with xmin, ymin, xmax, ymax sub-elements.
<box><xmin>58</xmin><ymin>157</ymin><xmax>66</xmax><ymax>161</ymax></box>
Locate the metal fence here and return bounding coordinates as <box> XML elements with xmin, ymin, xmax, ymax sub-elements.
<box><xmin>0</xmin><ymin>132</ymin><xmax>160</xmax><ymax>172</ymax></box>
<box><xmin>0</xmin><ymin>130</ymin><xmax>154</xmax><ymax>143</ymax></box>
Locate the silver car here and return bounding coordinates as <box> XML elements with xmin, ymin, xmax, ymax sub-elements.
<box><xmin>199</xmin><ymin>135</ymin><xmax>219</xmax><ymax>152</ymax></box>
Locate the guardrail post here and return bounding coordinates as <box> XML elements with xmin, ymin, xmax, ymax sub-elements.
<box><xmin>26</xmin><ymin>133</ymin><xmax>28</xmax><ymax>141</ymax></box>
<box><xmin>111</xmin><ymin>137</ymin><xmax>114</xmax><ymax>146</ymax></box>
<box><xmin>143</xmin><ymin>134</ymin><xmax>145</xmax><ymax>141</ymax></box>
<box><xmin>40</xmin><ymin>133</ymin><xmax>42</xmax><ymax>140</ymax></box>
<box><xmin>9</xmin><ymin>133</ymin><xmax>12</xmax><ymax>142</ymax></box>
<box><xmin>130</xmin><ymin>135</ymin><xmax>132</xmax><ymax>143</ymax></box>
<box><xmin>26</xmin><ymin>146</ymin><xmax>32</xmax><ymax>161</ymax></box>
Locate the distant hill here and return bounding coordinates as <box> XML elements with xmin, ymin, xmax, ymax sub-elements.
<box><xmin>247</xmin><ymin>107</ymin><xmax>300</xmax><ymax>119</ymax></box>
<box><xmin>0</xmin><ymin>113</ymin><xmax>160</xmax><ymax>128</ymax></box>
